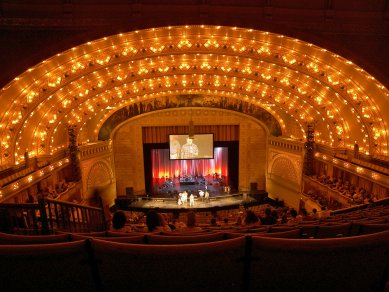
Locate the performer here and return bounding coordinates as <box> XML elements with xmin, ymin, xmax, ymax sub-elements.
<box><xmin>181</xmin><ymin>137</ymin><xmax>199</xmax><ymax>159</ymax></box>
<box><xmin>178</xmin><ymin>192</ymin><xmax>182</xmax><ymax>205</ymax></box>
<box><xmin>204</xmin><ymin>190</ymin><xmax>209</xmax><ymax>202</ymax></box>
<box><xmin>199</xmin><ymin>189</ymin><xmax>205</xmax><ymax>201</ymax></box>
<box><xmin>181</xmin><ymin>191</ymin><xmax>188</xmax><ymax>204</ymax></box>
<box><xmin>189</xmin><ymin>193</ymin><xmax>195</xmax><ymax>207</ymax></box>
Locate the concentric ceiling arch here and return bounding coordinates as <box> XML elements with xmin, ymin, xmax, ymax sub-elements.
<box><xmin>0</xmin><ymin>25</ymin><xmax>388</xmax><ymax>166</ymax></box>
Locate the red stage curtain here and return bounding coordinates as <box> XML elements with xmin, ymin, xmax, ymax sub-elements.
<box><xmin>151</xmin><ymin>147</ymin><xmax>229</xmax><ymax>185</ymax></box>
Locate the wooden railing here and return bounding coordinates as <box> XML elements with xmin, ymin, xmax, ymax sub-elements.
<box><xmin>0</xmin><ymin>198</ymin><xmax>107</xmax><ymax>234</ymax></box>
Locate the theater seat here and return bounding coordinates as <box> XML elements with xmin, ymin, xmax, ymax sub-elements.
<box><xmin>145</xmin><ymin>232</ymin><xmax>227</xmax><ymax>244</ymax></box>
<box><xmin>258</xmin><ymin>228</ymin><xmax>301</xmax><ymax>238</ymax></box>
<box><xmin>0</xmin><ymin>240</ymin><xmax>96</xmax><ymax>292</ymax></box>
<box><xmin>250</xmin><ymin>230</ymin><xmax>389</xmax><ymax>292</ymax></box>
<box><xmin>359</xmin><ymin>222</ymin><xmax>389</xmax><ymax>235</ymax></box>
<box><xmin>71</xmin><ymin>233</ymin><xmax>146</xmax><ymax>243</ymax></box>
<box><xmin>315</xmin><ymin>222</ymin><xmax>352</xmax><ymax>238</ymax></box>
<box><xmin>91</xmin><ymin>236</ymin><xmax>247</xmax><ymax>291</ymax></box>
<box><xmin>0</xmin><ymin>231</ymin><xmax>70</xmax><ymax>244</ymax></box>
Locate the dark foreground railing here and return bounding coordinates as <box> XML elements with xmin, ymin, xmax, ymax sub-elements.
<box><xmin>0</xmin><ymin>198</ymin><xmax>106</xmax><ymax>234</ymax></box>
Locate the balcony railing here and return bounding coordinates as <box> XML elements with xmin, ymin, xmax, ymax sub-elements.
<box><xmin>0</xmin><ymin>197</ymin><xmax>107</xmax><ymax>234</ymax></box>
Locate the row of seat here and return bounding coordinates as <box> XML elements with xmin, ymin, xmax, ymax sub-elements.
<box><xmin>2</xmin><ymin>219</ymin><xmax>389</xmax><ymax>245</ymax></box>
<box><xmin>0</xmin><ymin>228</ymin><xmax>304</xmax><ymax>245</ymax></box>
<box><xmin>204</xmin><ymin>220</ymin><xmax>389</xmax><ymax>237</ymax></box>
<box><xmin>0</xmin><ymin>230</ymin><xmax>388</xmax><ymax>291</ymax></box>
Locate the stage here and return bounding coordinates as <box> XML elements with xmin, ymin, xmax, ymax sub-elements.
<box><xmin>115</xmin><ymin>191</ymin><xmax>268</xmax><ymax>214</ymax></box>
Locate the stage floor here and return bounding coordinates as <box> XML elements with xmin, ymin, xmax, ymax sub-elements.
<box><xmin>117</xmin><ymin>192</ymin><xmax>267</xmax><ymax>213</ymax></box>
<box><xmin>151</xmin><ymin>177</ymin><xmax>228</xmax><ymax>197</ymax></box>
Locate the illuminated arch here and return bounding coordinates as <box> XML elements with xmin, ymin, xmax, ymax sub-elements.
<box><xmin>0</xmin><ymin>25</ymin><xmax>388</xmax><ymax>165</ymax></box>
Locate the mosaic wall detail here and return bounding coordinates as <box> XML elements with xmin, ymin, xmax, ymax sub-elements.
<box><xmin>98</xmin><ymin>94</ymin><xmax>282</xmax><ymax>140</ymax></box>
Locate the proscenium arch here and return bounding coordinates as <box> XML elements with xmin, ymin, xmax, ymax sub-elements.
<box><xmin>0</xmin><ymin>25</ymin><xmax>388</xmax><ymax>166</ymax></box>
<box><xmin>96</xmin><ymin>94</ymin><xmax>283</xmax><ymax>141</ymax></box>
<box><xmin>109</xmin><ymin>107</ymin><xmax>273</xmax><ymax>141</ymax></box>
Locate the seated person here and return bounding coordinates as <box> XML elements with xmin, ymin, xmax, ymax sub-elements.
<box><xmin>310</xmin><ymin>208</ymin><xmax>319</xmax><ymax>219</ymax></box>
<box><xmin>110</xmin><ymin>211</ymin><xmax>133</xmax><ymax>233</ymax></box>
<box><xmin>145</xmin><ymin>210</ymin><xmax>171</xmax><ymax>232</ymax></box>
<box><xmin>260</xmin><ymin>208</ymin><xmax>277</xmax><ymax>225</ymax></box>
<box><xmin>179</xmin><ymin>211</ymin><xmax>203</xmax><ymax>232</ymax></box>
<box><xmin>209</xmin><ymin>217</ymin><xmax>219</xmax><ymax>227</ymax></box>
<box><xmin>244</xmin><ymin>210</ymin><xmax>261</xmax><ymax>227</ymax></box>
<box><xmin>287</xmin><ymin>208</ymin><xmax>302</xmax><ymax>225</ymax></box>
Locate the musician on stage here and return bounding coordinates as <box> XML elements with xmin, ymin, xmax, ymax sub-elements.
<box><xmin>189</xmin><ymin>193</ymin><xmax>195</xmax><ymax>207</ymax></box>
<box><xmin>204</xmin><ymin>190</ymin><xmax>210</xmax><ymax>202</ymax></box>
<box><xmin>199</xmin><ymin>189</ymin><xmax>205</xmax><ymax>201</ymax></box>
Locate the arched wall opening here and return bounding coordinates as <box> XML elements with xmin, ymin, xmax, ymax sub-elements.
<box><xmin>111</xmin><ymin>108</ymin><xmax>268</xmax><ymax>196</ymax></box>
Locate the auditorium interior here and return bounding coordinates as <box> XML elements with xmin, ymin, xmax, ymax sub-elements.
<box><xmin>0</xmin><ymin>1</ymin><xmax>389</xmax><ymax>291</ymax></box>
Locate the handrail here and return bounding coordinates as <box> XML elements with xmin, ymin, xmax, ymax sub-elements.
<box><xmin>45</xmin><ymin>198</ymin><xmax>103</xmax><ymax>211</ymax></box>
<box><xmin>0</xmin><ymin>197</ymin><xmax>107</xmax><ymax>234</ymax></box>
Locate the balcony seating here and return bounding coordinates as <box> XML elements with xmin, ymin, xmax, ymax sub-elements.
<box><xmin>145</xmin><ymin>232</ymin><xmax>228</xmax><ymax>244</ymax></box>
<box><xmin>90</xmin><ymin>236</ymin><xmax>247</xmax><ymax>291</ymax></box>
<box><xmin>315</xmin><ymin>222</ymin><xmax>352</xmax><ymax>238</ymax></box>
<box><xmin>249</xmin><ymin>230</ymin><xmax>389</xmax><ymax>292</ymax></box>
<box><xmin>359</xmin><ymin>223</ymin><xmax>389</xmax><ymax>235</ymax></box>
<box><xmin>0</xmin><ymin>232</ymin><xmax>71</xmax><ymax>244</ymax></box>
<box><xmin>0</xmin><ymin>240</ymin><xmax>96</xmax><ymax>292</ymax></box>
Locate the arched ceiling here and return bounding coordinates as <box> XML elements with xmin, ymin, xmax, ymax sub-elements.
<box><xmin>0</xmin><ymin>25</ymin><xmax>388</xmax><ymax>166</ymax></box>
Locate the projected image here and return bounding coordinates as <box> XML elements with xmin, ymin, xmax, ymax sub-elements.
<box><xmin>169</xmin><ymin>134</ymin><xmax>214</xmax><ymax>160</ymax></box>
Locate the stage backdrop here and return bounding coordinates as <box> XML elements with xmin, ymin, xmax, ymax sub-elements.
<box><xmin>151</xmin><ymin>147</ymin><xmax>228</xmax><ymax>180</ymax></box>
<box><xmin>144</xmin><ymin>141</ymin><xmax>239</xmax><ymax>195</ymax></box>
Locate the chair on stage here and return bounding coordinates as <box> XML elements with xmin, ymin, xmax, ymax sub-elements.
<box><xmin>249</xmin><ymin>230</ymin><xmax>389</xmax><ymax>292</ymax></box>
<box><xmin>90</xmin><ymin>236</ymin><xmax>247</xmax><ymax>291</ymax></box>
<box><xmin>0</xmin><ymin>240</ymin><xmax>96</xmax><ymax>292</ymax></box>
<box><xmin>0</xmin><ymin>231</ymin><xmax>71</xmax><ymax>244</ymax></box>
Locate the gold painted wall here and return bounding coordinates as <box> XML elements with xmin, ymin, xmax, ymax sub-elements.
<box><xmin>266</xmin><ymin>140</ymin><xmax>305</xmax><ymax>208</ymax></box>
<box><xmin>112</xmin><ymin>108</ymin><xmax>268</xmax><ymax>196</ymax></box>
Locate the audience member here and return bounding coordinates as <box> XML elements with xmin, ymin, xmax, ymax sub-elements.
<box><xmin>111</xmin><ymin>211</ymin><xmax>132</xmax><ymax>232</ymax></box>
<box><xmin>146</xmin><ymin>210</ymin><xmax>171</xmax><ymax>232</ymax></box>
<box><xmin>287</xmin><ymin>208</ymin><xmax>302</xmax><ymax>225</ymax></box>
<box><xmin>261</xmin><ymin>208</ymin><xmax>277</xmax><ymax>225</ymax></box>
<box><xmin>311</xmin><ymin>208</ymin><xmax>319</xmax><ymax>220</ymax></box>
<box><xmin>301</xmin><ymin>208</ymin><xmax>314</xmax><ymax>221</ymax></box>
<box><xmin>209</xmin><ymin>217</ymin><xmax>219</xmax><ymax>227</ymax></box>
<box><xmin>181</xmin><ymin>211</ymin><xmax>203</xmax><ymax>232</ymax></box>
<box><xmin>244</xmin><ymin>210</ymin><xmax>260</xmax><ymax>226</ymax></box>
<box><xmin>280</xmin><ymin>208</ymin><xmax>289</xmax><ymax>224</ymax></box>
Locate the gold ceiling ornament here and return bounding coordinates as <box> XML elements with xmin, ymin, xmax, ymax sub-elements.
<box><xmin>0</xmin><ymin>25</ymin><xmax>388</xmax><ymax>165</ymax></box>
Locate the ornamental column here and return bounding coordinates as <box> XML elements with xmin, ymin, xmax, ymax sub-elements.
<box><xmin>303</xmin><ymin>123</ymin><xmax>315</xmax><ymax>176</ymax></box>
<box><xmin>68</xmin><ymin>125</ymin><xmax>81</xmax><ymax>182</ymax></box>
